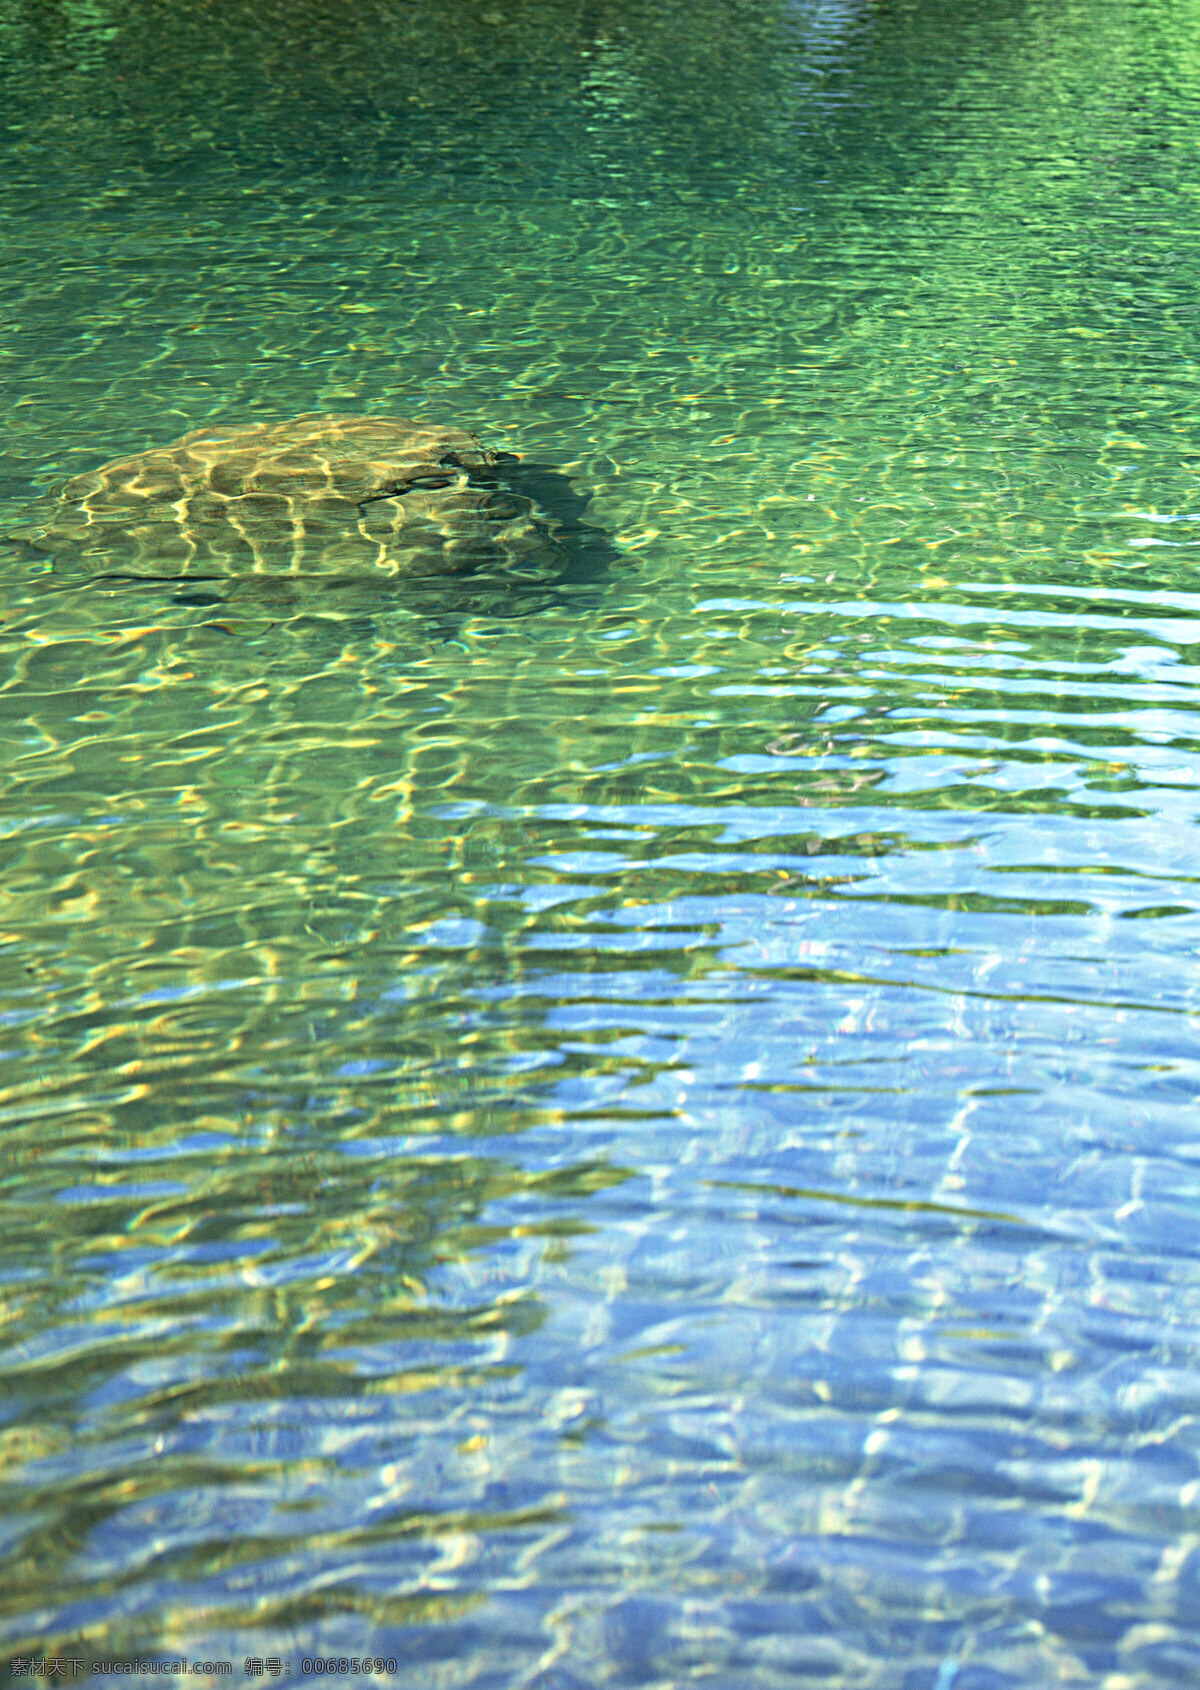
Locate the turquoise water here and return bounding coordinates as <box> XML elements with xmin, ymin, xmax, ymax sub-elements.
<box><xmin>4</xmin><ymin>0</ymin><xmax>1200</xmax><ymax>1681</ymax></box>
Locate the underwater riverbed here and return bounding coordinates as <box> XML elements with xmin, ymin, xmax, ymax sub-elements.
<box><xmin>3</xmin><ymin>0</ymin><xmax>1200</xmax><ymax>1682</ymax></box>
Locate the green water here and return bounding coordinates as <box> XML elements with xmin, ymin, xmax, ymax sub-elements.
<box><xmin>3</xmin><ymin>0</ymin><xmax>1200</xmax><ymax>1681</ymax></box>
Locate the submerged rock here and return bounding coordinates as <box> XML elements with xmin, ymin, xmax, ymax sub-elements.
<box><xmin>9</xmin><ymin>413</ymin><xmax>561</xmax><ymax>584</ymax></box>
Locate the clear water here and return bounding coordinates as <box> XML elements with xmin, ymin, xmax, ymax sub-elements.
<box><xmin>3</xmin><ymin>0</ymin><xmax>1200</xmax><ymax>1681</ymax></box>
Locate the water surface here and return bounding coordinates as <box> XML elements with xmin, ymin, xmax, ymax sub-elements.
<box><xmin>3</xmin><ymin>0</ymin><xmax>1200</xmax><ymax>1682</ymax></box>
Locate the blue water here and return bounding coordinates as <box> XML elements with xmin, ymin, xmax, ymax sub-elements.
<box><xmin>3</xmin><ymin>0</ymin><xmax>1200</xmax><ymax>1682</ymax></box>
